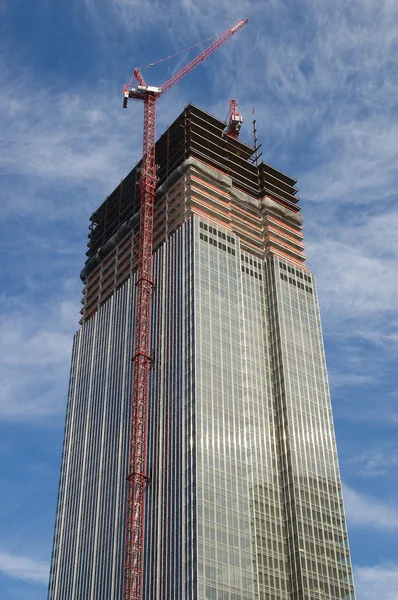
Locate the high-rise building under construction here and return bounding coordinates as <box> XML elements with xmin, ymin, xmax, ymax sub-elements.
<box><xmin>48</xmin><ymin>104</ymin><xmax>356</xmax><ymax>600</ymax></box>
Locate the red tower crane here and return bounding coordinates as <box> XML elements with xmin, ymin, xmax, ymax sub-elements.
<box><xmin>226</xmin><ymin>99</ymin><xmax>244</xmax><ymax>139</ymax></box>
<box><xmin>122</xmin><ymin>17</ymin><xmax>248</xmax><ymax>600</ymax></box>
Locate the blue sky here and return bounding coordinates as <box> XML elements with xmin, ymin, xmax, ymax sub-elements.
<box><xmin>0</xmin><ymin>0</ymin><xmax>397</xmax><ymax>598</ymax></box>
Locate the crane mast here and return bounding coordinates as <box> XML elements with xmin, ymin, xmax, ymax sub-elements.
<box><xmin>122</xmin><ymin>18</ymin><xmax>248</xmax><ymax>600</ymax></box>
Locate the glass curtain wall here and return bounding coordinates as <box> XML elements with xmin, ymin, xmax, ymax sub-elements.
<box><xmin>265</xmin><ymin>258</ymin><xmax>355</xmax><ymax>600</ymax></box>
<box><xmin>144</xmin><ymin>219</ymin><xmax>196</xmax><ymax>600</ymax></box>
<box><xmin>48</xmin><ymin>214</ymin><xmax>355</xmax><ymax>600</ymax></box>
<box><xmin>48</xmin><ymin>221</ymin><xmax>196</xmax><ymax>600</ymax></box>
<box><xmin>48</xmin><ymin>279</ymin><xmax>135</xmax><ymax>599</ymax></box>
<box><xmin>194</xmin><ymin>216</ymin><xmax>290</xmax><ymax>600</ymax></box>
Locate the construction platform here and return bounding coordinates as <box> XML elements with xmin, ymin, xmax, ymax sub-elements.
<box><xmin>80</xmin><ymin>104</ymin><xmax>302</xmax><ymax>321</ymax></box>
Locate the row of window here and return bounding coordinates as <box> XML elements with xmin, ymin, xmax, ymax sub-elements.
<box><xmin>241</xmin><ymin>265</ymin><xmax>263</xmax><ymax>281</ymax></box>
<box><xmin>280</xmin><ymin>272</ymin><xmax>313</xmax><ymax>294</ymax></box>
<box><xmin>241</xmin><ymin>254</ymin><xmax>261</xmax><ymax>269</ymax></box>
<box><xmin>280</xmin><ymin>260</ymin><xmax>312</xmax><ymax>283</ymax></box>
<box><xmin>199</xmin><ymin>221</ymin><xmax>236</xmax><ymax>245</ymax></box>
<box><xmin>199</xmin><ymin>232</ymin><xmax>236</xmax><ymax>256</ymax></box>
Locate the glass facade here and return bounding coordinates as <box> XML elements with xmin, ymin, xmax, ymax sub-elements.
<box><xmin>266</xmin><ymin>259</ymin><xmax>354</xmax><ymax>600</ymax></box>
<box><xmin>48</xmin><ymin>278</ymin><xmax>135</xmax><ymax>599</ymax></box>
<box><xmin>48</xmin><ymin>214</ymin><xmax>355</xmax><ymax>599</ymax></box>
<box><xmin>195</xmin><ymin>218</ymin><xmax>289</xmax><ymax>600</ymax></box>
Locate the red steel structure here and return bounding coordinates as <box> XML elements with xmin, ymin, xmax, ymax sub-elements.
<box><xmin>122</xmin><ymin>17</ymin><xmax>248</xmax><ymax>600</ymax></box>
<box><xmin>226</xmin><ymin>99</ymin><xmax>244</xmax><ymax>139</ymax></box>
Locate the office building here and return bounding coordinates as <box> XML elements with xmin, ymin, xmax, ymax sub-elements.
<box><xmin>48</xmin><ymin>104</ymin><xmax>355</xmax><ymax>600</ymax></box>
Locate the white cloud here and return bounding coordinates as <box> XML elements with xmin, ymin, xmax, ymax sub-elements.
<box><xmin>329</xmin><ymin>371</ymin><xmax>376</xmax><ymax>389</ymax></box>
<box><xmin>347</xmin><ymin>445</ymin><xmax>398</xmax><ymax>478</ymax></box>
<box><xmin>0</xmin><ymin>550</ymin><xmax>49</xmax><ymax>585</ymax></box>
<box><xmin>83</xmin><ymin>0</ymin><xmax>253</xmax><ymax>36</ymax></box>
<box><xmin>0</xmin><ymin>61</ymin><xmax>195</xmax><ymax>224</ymax></box>
<box><xmin>303</xmin><ymin>116</ymin><xmax>398</xmax><ymax>205</ymax></box>
<box><xmin>0</xmin><ymin>289</ymin><xmax>79</xmax><ymax>422</ymax></box>
<box><xmin>304</xmin><ymin>206</ymin><xmax>398</xmax><ymax>324</ymax></box>
<box><xmin>354</xmin><ymin>563</ymin><xmax>398</xmax><ymax>600</ymax></box>
<box><xmin>0</xmin><ymin>66</ymin><xmax>138</xmax><ymax>192</ymax></box>
<box><xmin>309</xmin><ymin>237</ymin><xmax>398</xmax><ymax>317</ymax></box>
<box><xmin>344</xmin><ymin>484</ymin><xmax>398</xmax><ymax>530</ymax></box>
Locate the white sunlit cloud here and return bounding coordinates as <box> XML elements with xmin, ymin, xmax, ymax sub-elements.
<box><xmin>0</xmin><ymin>550</ymin><xmax>49</xmax><ymax>585</ymax></box>
<box><xmin>344</xmin><ymin>484</ymin><xmax>398</xmax><ymax>531</ymax></box>
<box><xmin>346</xmin><ymin>444</ymin><xmax>398</xmax><ymax>479</ymax></box>
<box><xmin>354</xmin><ymin>563</ymin><xmax>398</xmax><ymax>600</ymax></box>
<box><xmin>82</xmin><ymin>0</ymin><xmax>254</xmax><ymax>40</ymax></box>
<box><xmin>0</xmin><ymin>67</ymin><xmax>139</xmax><ymax>221</ymax></box>
<box><xmin>307</xmin><ymin>232</ymin><xmax>398</xmax><ymax>319</ymax></box>
<box><xmin>0</xmin><ymin>286</ymin><xmax>79</xmax><ymax>422</ymax></box>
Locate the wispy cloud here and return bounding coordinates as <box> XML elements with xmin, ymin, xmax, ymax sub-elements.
<box><xmin>0</xmin><ymin>285</ymin><xmax>79</xmax><ymax>422</ymax></box>
<box><xmin>0</xmin><ymin>60</ymin><xmax>196</xmax><ymax>224</ymax></box>
<box><xmin>344</xmin><ymin>484</ymin><xmax>398</xmax><ymax>530</ymax></box>
<box><xmin>346</xmin><ymin>444</ymin><xmax>398</xmax><ymax>478</ymax></box>
<box><xmin>83</xmin><ymin>0</ymin><xmax>254</xmax><ymax>37</ymax></box>
<box><xmin>308</xmin><ymin>236</ymin><xmax>398</xmax><ymax>318</ymax></box>
<box><xmin>303</xmin><ymin>116</ymin><xmax>398</xmax><ymax>205</ymax></box>
<box><xmin>303</xmin><ymin>202</ymin><xmax>398</xmax><ymax>332</ymax></box>
<box><xmin>0</xmin><ymin>550</ymin><xmax>48</xmax><ymax>585</ymax></box>
<box><xmin>354</xmin><ymin>563</ymin><xmax>398</xmax><ymax>600</ymax></box>
<box><xmin>0</xmin><ymin>64</ymin><xmax>140</xmax><ymax>221</ymax></box>
<box><xmin>329</xmin><ymin>371</ymin><xmax>376</xmax><ymax>389</ymax></box>
<box><xmin>0</xmin><ymin>0</ymin><xmax>395</xmax><ymax>428</ymax></box>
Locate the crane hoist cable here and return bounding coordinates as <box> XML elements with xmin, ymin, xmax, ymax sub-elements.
<box><xmin>127</xmin><ymin>27</ymin><xmax>232</xmax><ymax>87</ymax></box>
<box><xmin>141</xmin><ymin>33</ymin><xmax>217</xmax><ymax>69</ymax></box>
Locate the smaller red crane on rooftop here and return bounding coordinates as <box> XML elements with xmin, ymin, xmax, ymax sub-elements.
<box><xmin>226</xmin><ymin>99</ymin><xmax>243</xmax><ymax>139</ymax></box>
